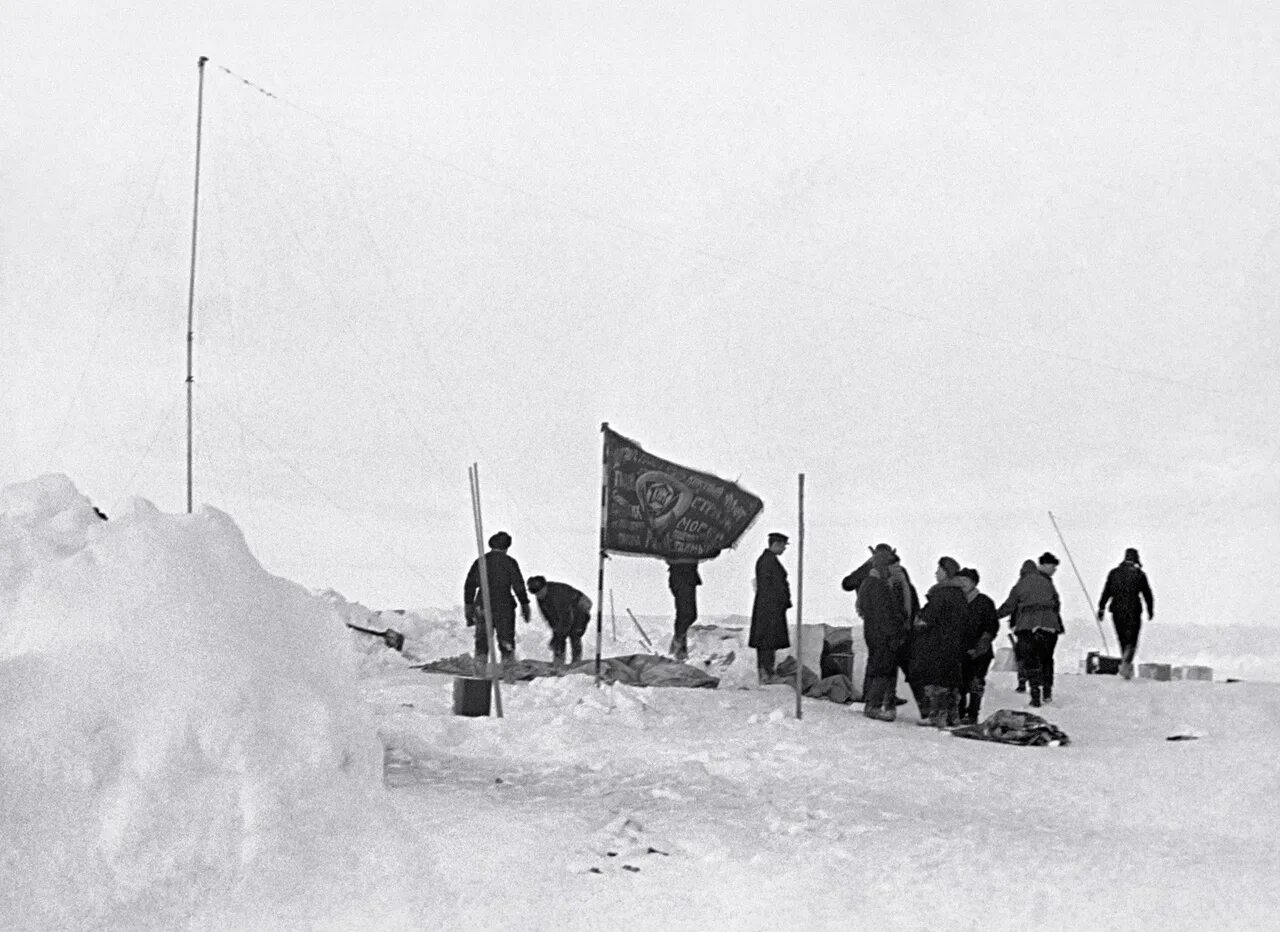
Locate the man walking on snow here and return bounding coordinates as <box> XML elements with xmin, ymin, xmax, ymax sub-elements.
<box><xmin>1097</xmin><ymin>547</ymin><xmax>1154</xmax><ymax>679</ymax></box>
<box><xmin>463</xmin><ymin>531</ymin><xmax>531</xmax><ymax>664</ymax></box>
<box><xmin>997</xmin><ymin>553</ymin><xmax>1064</xmax><ymax>707</ymax></box>
<box><xmin>527</xmin><ymin>576</ymin><xmax>592</xmax><ymax>668</ymax></box>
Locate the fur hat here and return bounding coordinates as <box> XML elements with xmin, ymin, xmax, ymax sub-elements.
<box><xmin>937</xmin><ymin>556</ymin><xmax>961</xmax><ymax>577</ymax></box>
<box><xmin>1124</xmin><ymin>547</ymin><xmax>1141</xmax><ymax>566</ymax></box>
<box><xmin>956</xmin><ymin>567</ymin><xmax>979</xmax><ymax>584</ymax></box>
<box><xmin>868</xmin><ymin>543</ymin><xmax>899</xmax><ymax>567</ymax></box>
<box><xmin>526</xmin><ymin>575</ymin><xmax>546</xmax><ymax>594</ymax></box>
<box><xmin>488</xmin><ymin>531</ymin><xmax>512</xmax><ymax>550</ymax></box>
<box><xmin>1038</xmin><ymin>551</ymin><xmax>1060</xmax><ymax>566</ymax></box>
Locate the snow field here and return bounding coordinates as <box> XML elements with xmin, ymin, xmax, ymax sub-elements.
<box><xmin>3</xmin><ymin>476</ymin><xmax>1277</xmax><ymax>930</ymax></box>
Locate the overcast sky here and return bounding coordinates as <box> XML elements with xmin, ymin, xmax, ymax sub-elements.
<box><xmin>3</xmin><ymin>1</ymin><xmax>1277</xmax><ymax>629</ymax></box>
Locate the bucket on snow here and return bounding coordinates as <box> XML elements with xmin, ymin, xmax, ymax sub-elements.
<box><xmin>452</xmin><ymin>676</ymin><xmax>492</xmax><ymax>716</ymax></box>
<box><xmin>1085</xmin><ymin>651</ymin><xmax>1122</xmax><ymax>675</ymax></box>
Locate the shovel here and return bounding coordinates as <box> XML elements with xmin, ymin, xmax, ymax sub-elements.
<box><xmin>346</xmin><ymin>622</ymin><xmax>406</xmax><ymax>652</ymax></box>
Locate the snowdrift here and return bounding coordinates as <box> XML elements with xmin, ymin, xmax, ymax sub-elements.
<box><xmin>0</xmin><ymin>476</ymin><xmax>436</xmax><ymax>930</ymax></box>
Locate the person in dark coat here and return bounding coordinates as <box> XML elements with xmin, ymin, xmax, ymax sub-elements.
<box><xmin>750</xmin><ymin>532</ymin><xmax>791</xmax><ymax>683</ymax></box>
<box><xmin>911</xmin><ymin>556</ymin><xmax>970</xmax><ymax>727</ymax></box>
<box><xmin>842</xmin><ymin>543</ymin><xmax>917</xmax><ymax>722</ymax></box>
<box><xmin>666</xmin><ymin>559</ymin><xmax>702</xmax><ymax>660</ymax></box>
<box><xmin>956</xmin><ymin>567</ymin><xmax>998</xmax><ymax>725</ymax></box>
<box><xmin>463</xmin><ymin>531</ymin><xmax>531</xmax><ymax>663</ymax></box>
<box><xmin>1097</xmin><ymin>547</ymin><xmax>1154</xmax><ymax>680</ymax></box>
<box><xmin>527</xmin><ymin>576</ymin><xmax>592</xmax><ymax>667</ymax></box>
<box><xmin>997</xmin><ymin>553</ymin><xmax>1064</xmax><ymax>707</ymax></box>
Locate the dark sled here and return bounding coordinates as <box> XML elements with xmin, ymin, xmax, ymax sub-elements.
<box><xmin>1085</xmin><ymin>651</ymin><xmax>1121</xmax><ymax>675</ymax></box>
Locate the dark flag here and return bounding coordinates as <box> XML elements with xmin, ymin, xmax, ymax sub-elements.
<box><xmin>601</xmin><ymin>426</ymin><xmax>763</xmax><ymax>560</ymax></box>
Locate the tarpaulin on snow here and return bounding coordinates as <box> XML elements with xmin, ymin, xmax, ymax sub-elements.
<box><xmin>413</xmin><ymin>653</ymin><xmax>720</xmax><ymax>689</ymax></box>
<box><xmin>772</xmin><ymin>656</ymin><xmax>857</xmax><ymax>704</ymax></box>
<box><xmin>949</xmin><ymin>709</ymin><xmax>1070</xmax><ymax>746</ymax></box>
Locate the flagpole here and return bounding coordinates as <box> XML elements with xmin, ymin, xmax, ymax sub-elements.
<box><xmin>185</xmin><ymin>55</ymin><xmax>208</xmax><ymax>514</ymax></box>
<box><xmin>595</xmin><ymin>422</ymin><xmax>610</xmax><ymax>686</ymax></box>
<box><xmin>1048</xmin><ymin>510</ymin><xmax>1111</xmax><ymax>654</ymax></box>
<box><xmin>795</xmin><ymin>473</ymin><xmax>805</xmax><ymax>721</ymax></box>
<box><xmin>469</xmin><ymin>465</ymin><xmax>503</xmax><ymax>717</ymax></box>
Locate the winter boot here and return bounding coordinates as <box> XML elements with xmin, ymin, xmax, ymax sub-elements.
<box><xmin>551</xmin><ymin>645</ymin><xmax>566</xmax><ymax>670</ymax></box>
<box><xmin>863</xmin><ymin>678</ymin><xmax>895</xmax><ymax>721</ymax></box>
<box><xmin>1042</xmin><ymin>684</ymin><xmax>1053</xmax><ymax>703</ymax></box>
<box><xmin>862</xmin><ymin>677</ymin><xmax>886</xmax><ymax>719</ymax></box>
<box><xmin>946</xmin><ymin>689</ymin><xmax>962</xmax><ymax>727</ymax></box>
<box><xmin>963</xmin><ymin>687</ymin><xmax>984</xmax><ymax>725</ymax></box>
<box><xmin>569</xmin><ymin>637</ymin><xmax>583</xmax><ymax>665</ymax></box>
<box><xmin>1029</xmin><ymin>683</ymin><xmax>1043</xmax><ymax>708</ymax></box>
<box><xmin>1119</xmin><ymin>661</ymin><xmax>1133</xmax><ymax>680</ymax></box>
<box><xmin>756</xmin><ymin>649</ymin><xmax>777</xmax><ymax>685</ymax></box>
<box><xmin>915</xmin><ymin>688</ymin><xmax>934</xmax><ymax>726</ymax></box>
<box><xmin>1015</xmin><ymin>677</ymin><xmax>1027</xmax><ymax>694</ymax></box>
<box><xmin>927</xmin><ymin>686</ymin><xmax>951</xmax><ymax>728</ymax></box>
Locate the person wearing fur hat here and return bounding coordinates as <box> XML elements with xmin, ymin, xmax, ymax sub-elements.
<box><xmin>527</xmin><ymin>576</ymin><xmax>592</xmax><ymax>668</ymax></box>
<box><xmin>842</xmin><ymin>543</ymin><xmax>919</xmax><ymax>721</ymax></box>
<box><xmin>1097</xmin><ymin>547</ymin><xmax>1154</xmax><ymax>679</ymax></box>
<box><xmin>955</xmin><ymin>567</ymin><xmax>998</xmax><ymax>725</ymax></box>
<box><xmin>910</xmin><ymin>556</ymin><xmax>969</xmax><ymax>727</ymax></box>
<box><xmin>996</xmin><ymin>553</ymin><xmax>1064</xmax><ymax>707</ymax></box>
<box><xmin>463</xmin><ymin>531</ymin><xmax>531</xmax><ymax>664</ymax></box>
<box><xmin>750</xmin><ymin>532</ymin><xmax>792</xmax><ymax>683</ymax></box>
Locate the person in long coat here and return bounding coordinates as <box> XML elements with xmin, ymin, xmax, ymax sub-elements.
<box><xmin>750</xmin><ymin>532</ymin><xmax>791</xmax><ymax>683</ymax></box>
<box><xmin>1097</xmin><ymin>547</ymin><xmax>1154</xmax><ymax>680</ymax></box>
<box><xmin>911</xmin><ymin>556</ymin><xmax>969</xmax><ymax>727</ymax></box>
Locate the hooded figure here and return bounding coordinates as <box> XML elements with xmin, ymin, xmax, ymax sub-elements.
<box><xmin>997</xmin><ymin>557</ymin><xmax>1063</xmax><ymax>706</ymax></box>
<box><xmin>1097</xmin><ymin>548</ymin><xmax>1154</xmax><ymax>679</ymax></box>
<box><xmin>911</xmin><ymin>557</ymin><xmax>969</xmax><ymax>727</ymax></box>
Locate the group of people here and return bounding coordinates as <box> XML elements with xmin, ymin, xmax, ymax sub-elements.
<box><xmin>745</xmin><ymin>535</ymin><xmax>1154</xmax><ymax>727</ymax></box>
<box><xmin>461</xmin><ymin>531</ymin><xmax>593</xmax><ymax>668</ymax></box>
<box><xmin>461</xmin><ymin>529</ymin><xmax>1155</xmax><ymax>723</ymax></box>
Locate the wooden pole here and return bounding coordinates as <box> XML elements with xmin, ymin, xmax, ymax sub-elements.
<box><xmin>626</xmin><ymin>608</ymin><xmax>656</xmax><ymax>653</ymax></box>
<box><xmin>795</xmin><ymin>473</ymin><xmax>805</xmax><ymax>720</ymax></box>
<box><xmin>468</xmin><ymin>465</ymin><xmax>503</xmax><ymax>717</ymax></box>
<box><xmin>595</xmin><ymin>422</ymin><xmax>610</xmax><ymax>685</ymax></box>
<box><xmin>609</xmin><ymin>588</ymin><xmax>617</xmax><ymax>642</ymax></box>
<box><xmin>185</xmin><ymin>56</ymin><xmax>208</xmax><ymax>514</ymax></box>
<box><xmin>1048</xmin><ymin>510</ymin><xmax>1111</xmax><ymax>654</ymax></box>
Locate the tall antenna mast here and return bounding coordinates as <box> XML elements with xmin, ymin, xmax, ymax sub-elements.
<box><xmin>185</xmin><ymin>55</ymin><xmax>208</xmax><ymax>513</ymax></box>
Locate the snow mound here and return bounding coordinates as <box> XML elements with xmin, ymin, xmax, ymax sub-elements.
<box><xmin>0</xmin><ymin>476</ymin><xmax>438</xmax><ymax>930</ymax></box>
